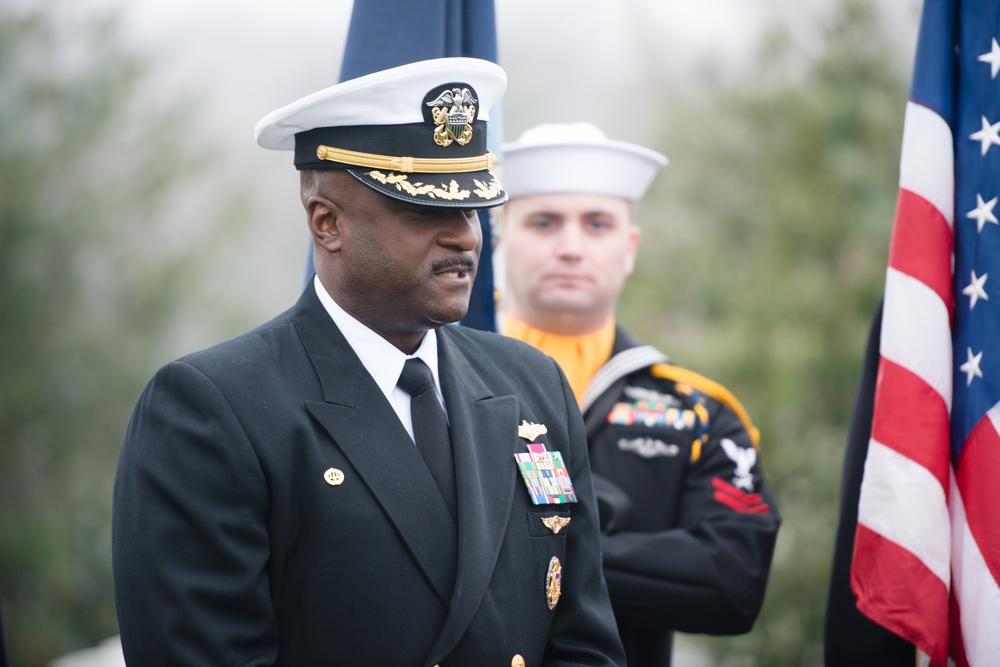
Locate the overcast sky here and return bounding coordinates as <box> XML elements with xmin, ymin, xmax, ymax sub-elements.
<box><xmin>65</xmin><ymin>0</ymin><xmax>801</xmax><ymax>138</ymax></box>
<box><xmin>23</xmin><ymin>0</ymin><xmax>920</xmax><ymax>311</ymax></box>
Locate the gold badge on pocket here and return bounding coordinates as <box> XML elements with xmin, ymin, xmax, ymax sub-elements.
<box><xmin>545</xmin><ymin>556</ymin><xmax>562</xmax><ymax>610</ymax></box>
<box><xmin>540</xmin><ymin>515</ymin><xmax>571</xmax><ymax>534</ymax></box>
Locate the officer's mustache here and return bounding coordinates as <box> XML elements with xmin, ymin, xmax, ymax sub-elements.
<box><xmin>432</xmin><ymin>256</ymin><xmax>475</xmax><ymax>273</ymax></box>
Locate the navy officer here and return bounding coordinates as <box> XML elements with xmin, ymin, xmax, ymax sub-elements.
<box><xmin>112</xmin><ymin>61</ymin><xmax>625</xmax><ymax>667</ymax></box>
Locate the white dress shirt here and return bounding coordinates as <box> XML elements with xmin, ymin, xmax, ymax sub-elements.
<box><xmin>313</xmin><ymin>276</ymin><xmax>447</xmax><ymax>442</ymax></box>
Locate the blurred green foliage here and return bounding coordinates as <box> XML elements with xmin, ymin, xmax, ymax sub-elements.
<box><xmin>0</xmin><ymin>0</ymin><xmax>917</xmax><ymax>665</ymax></box>
<box><xmin>622</xmin><ymin>1</ymin><xmax>911</xmax><ymax>664</ymax></box>
<box><xmin>0</xmin><ymin>3</ymin><xmax>251</xmax><ymax>665</ymax></box>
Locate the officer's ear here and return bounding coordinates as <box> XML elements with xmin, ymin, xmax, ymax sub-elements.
<box><xmin>307</xmin><ymin>194</ymin><xmax>343</xmax><ymax>254</ymax></box>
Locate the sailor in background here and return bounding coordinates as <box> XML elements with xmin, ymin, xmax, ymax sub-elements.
<box><xmin>500</xmin><ymin>122</ymin><xmax>781</xmax><ymax>667</ymax></box>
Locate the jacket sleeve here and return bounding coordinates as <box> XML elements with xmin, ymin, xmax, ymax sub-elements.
<box><xmin>599</xmin><ymin>403</ymin><xmax>781</xmax><ymax>635</ymax></box>
<box><xmin>542</xmin><ymin>358</ymin><xmax>628</xmax><ymax>667</ymax></box>
<box><xmin>112</xmin><ymin>360</ymin><xmax>278</xmax><ymax>666</ymax></box>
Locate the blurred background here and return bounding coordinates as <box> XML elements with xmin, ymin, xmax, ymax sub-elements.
<box><xmin>0</xmin><ymin>0</ymin><xmax>920</xmax><ymax>664</ymax></box>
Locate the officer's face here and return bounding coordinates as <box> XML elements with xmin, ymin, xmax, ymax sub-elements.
<box><xmin>310</xmin><ymin>171</ymin><xmax>483</xmax><ymax>351</ymax></box>
<box><xmin>503</xmin><ymin>193</ymin><xmax>638</xmax><ymax>334</ymax></box>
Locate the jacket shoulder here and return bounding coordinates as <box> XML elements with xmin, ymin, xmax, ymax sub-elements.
<box><xmin>161</xmin><ymin>307</ymin><xmax>299</xmax><ymax>383</ymax></box>
<box><xmin>440</xmin><ymin>326</ymin><xmax>570</xmax><ymax>399</ymax></box>
<box><xmin>649</xmin><ymin>362</ymin><xmax>760</xmax><ymax>448</ymax></box>
<box><xmin>442</xmin><ymin>325</ymin><xmax>559</xmax><ymax>366</ymax></box>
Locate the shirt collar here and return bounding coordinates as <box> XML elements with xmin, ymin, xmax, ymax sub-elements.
<box><xmin>313</xmin><ymin>276</ymin><xmax>441</xmax><ymax>400</ymax></box>
<box><xmin>504</xmin><ymin>313</ymin><xmax>615</xmax><ymax>405</ymax></box>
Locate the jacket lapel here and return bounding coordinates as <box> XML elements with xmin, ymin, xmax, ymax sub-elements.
<box><xmin>425</xmin><ymin>327</ymin><xmax>520</xmax><ymax>662</ymax></box>
<box><xmin>293</xmin><ymin>288</ymin><xmax>458</xmax><ymax>605</ymax></box>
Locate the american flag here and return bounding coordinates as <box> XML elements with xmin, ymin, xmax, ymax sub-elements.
<box><xmin>851</xmin><ymin>0</ymin><xmax>1000</xmax><ymax>664</ymax></box>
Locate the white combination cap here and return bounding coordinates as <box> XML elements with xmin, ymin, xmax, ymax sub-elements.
<box><xmin>501</xmin><ymin>122</ymin><xmax>667</xmax><ymax>202</ymax></box>
<box><xmin>255</xmin><ymin>57</ymin><xmax>508</xmax><ymax>208</ymax></box>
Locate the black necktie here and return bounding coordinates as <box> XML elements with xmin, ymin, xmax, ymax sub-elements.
<box><xmin>397</xmin><ymin>358</ymin><xmax>457</xmax><ymax>521</ymax></box>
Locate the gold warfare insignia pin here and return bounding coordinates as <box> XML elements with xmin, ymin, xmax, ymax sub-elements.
<box><xmin>518</xmin><ymin>420</ymin><xmax>548</xmax><ymax>442</ymax></box>
<box><xmin>545</xmin><ymin>556</ymin><xmax>562</xmax><ymax>610</ymax></box>
<box><xmin>540</xmin><ymin>515</ymin><xmax>571</xmax><ymax>534</ymax></box>
<box><xmin>425</xmin><ymin>87</ymin><xmax>477</xmax><ymax>147</ymax></box>
<box><xmin>323</xmin><ymin>468</ymin><xmax>344</xmax><ymax>486</ymax></box>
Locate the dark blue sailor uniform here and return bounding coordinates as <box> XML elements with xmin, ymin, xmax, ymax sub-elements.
<box><xmin>582</xmin><ymin>328</ymin><xmax>781</xmax><ymax>667</ymax></box>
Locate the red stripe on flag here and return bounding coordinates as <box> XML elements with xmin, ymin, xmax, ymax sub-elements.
<box><xmin>956</xmin><ymin>415</ymin><xmax>1000</xmax><ymax>585</ymax></box>
<box><xmin>853</xmin><ymin>524</ymin><xmax>950</xmax><ymax>666</ymax></box>
<box><xmin>949</xmin><ymin>591</ymin><xmax>970</xmax><ymax>667</ymax></box>
<box><xmin>887</xmin><ymin>189</ymin><xmax>955</xmax><ymax>314</ymax></box>
<box><xmin>871</xmin><ymin>357</ymin><xmax>951</xmax><ymax>489</ymax></box>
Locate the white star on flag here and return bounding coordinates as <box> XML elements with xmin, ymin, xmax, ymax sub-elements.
<box><xmin>979</xmin><ymin>37</ymin><xmax>1000</xmax><ymax>79</ymax></box>
<box><xmin>960</xmin><ymin>347</ymin><xmax>984</xmax><ymax>387</ymax></box>
<box><xmin>970</xmin><ymin>115</ymin><xmax>1000</xmax><ymax>155</ymax></box>
<box><xmin>962</xmin><ymin>270</ymin><xmax>989</xmax><ymax>309</ymax></box>
<box><xmin>966</xmin><ymin>193</ymin><xmax>999</xmax><ymax>232</ymax></box>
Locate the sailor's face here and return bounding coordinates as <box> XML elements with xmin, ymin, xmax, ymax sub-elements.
<box><xmin>503</xmin><ymin>193</ymin><xmax>638</xmax><ymax>334</ymax></box>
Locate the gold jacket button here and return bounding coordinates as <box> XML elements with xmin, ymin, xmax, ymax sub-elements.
<box><xmin>323</xmin><ymin>468</ymin><xmax>344</xmax><ymax>486</ymax></box>
<box><xmin>511</xmin><ymin>654</ymin><xmax>525</xmax><ymax>667</ymax></box>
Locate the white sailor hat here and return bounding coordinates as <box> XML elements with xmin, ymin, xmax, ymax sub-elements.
<box><xmin>501</xmin><ymin>122</ymin><xmax>667</xmax><ymax>202</ymax></box>
<box><xmin>255</xmin><ymin>57</ymin><xmax>508</xmax><ymax>208</ymax></box>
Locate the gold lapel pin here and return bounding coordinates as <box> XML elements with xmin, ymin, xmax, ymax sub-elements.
<box><xmin>518</xmin><ymin>420</ymin><xmax>548</xmax><ymax>442</ymax></box>
<box><xmin>540</xmin><ymin>515</ymin><xmax>571</xmax><ymax>534</ymax></box>
<box><xmin>323</xmin><ymin>468</ymin><xmax>345</xmax><ymax>486</ymax></box>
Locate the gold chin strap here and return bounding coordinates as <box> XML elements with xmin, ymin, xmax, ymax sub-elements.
<box><xmin>316</xmin><ymin>145</ymin><xmax>496</xmax><ymax>174</ymax></box>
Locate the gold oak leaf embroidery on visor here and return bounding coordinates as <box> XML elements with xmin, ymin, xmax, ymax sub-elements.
<box><xmin>473</xmin><ymin>176</ymin><xmax>503</xmax><ymax>199</ymax></box>
<box><xmin>365</xmin><ymin>170</ymin><xmax>471</xmax><ymax>200</ymax></box>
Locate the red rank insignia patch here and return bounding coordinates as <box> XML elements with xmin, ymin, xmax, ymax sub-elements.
<box><xmin>712</xmin><ymin>477</ymin><xmax>770</xmax><ymax>514</ymax></box>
